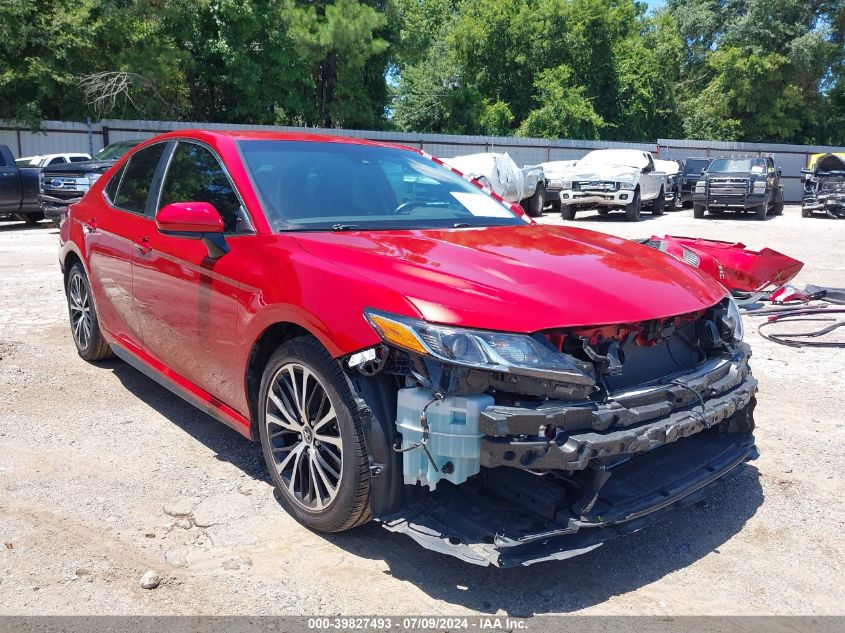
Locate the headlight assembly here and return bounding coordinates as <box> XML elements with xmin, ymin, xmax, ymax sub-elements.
<box><xmin>725</xmin><ymin>296</ymin><xmax>744</xmax><ymax>341</ymax></box>
<box><xmin>85</xmin><ymin>172</ymin><xmax>102</xmax><ymax>185</ymax></box>
<box><xmin>364</xmin><ymin>310</ymin><xmax>594</xmax><ymax>384</ymax></box>
<box><xmin>695</xmin><ymin>181</ymin><xmax>705</xmax><ymax>192</ymax></box>
<box><xmin>752</xmin><ymin>179</ymin><xmax>766</xmax><ymax>193</ymax></box>
<box><xmin>618</xmin><ymin>180</ymin><xmax>636</xmax><ymax>190</ymax></box>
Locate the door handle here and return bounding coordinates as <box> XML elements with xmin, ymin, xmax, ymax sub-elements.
<box><xmin>134</xmin><ymin>236</ymin><xmax>152</xmax><ymax>255</ymax></box>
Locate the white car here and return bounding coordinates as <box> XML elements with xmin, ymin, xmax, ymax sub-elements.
<box><xmin>557</xmin><ymin>149</ymin><xmax>667</xmax><ymax>221</ymax></box>
<box><xmin>14</xmin><ymin>153</ymin><xmax>91</xmax><ymax>168</ymax></box>
<box><xmin>443</xmin><ymin>152</ymin><xmax>546</xmax><ymax>217</ymax></box>
<box><xmin>654</xmin><ymin>158</ymin><xmax>682</xmax><ymax>210</ymax></box>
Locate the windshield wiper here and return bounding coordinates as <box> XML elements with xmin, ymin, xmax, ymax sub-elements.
<box><xmin>331</xmin><ymin>223</ymin><xmax>360</xmax><ymax>231</ymax></box>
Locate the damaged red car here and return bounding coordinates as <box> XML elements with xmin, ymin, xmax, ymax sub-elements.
<box><xmin>59</xmin><ymin>131</ymin><xmax>757</xmax><ymax>566</ymax></box>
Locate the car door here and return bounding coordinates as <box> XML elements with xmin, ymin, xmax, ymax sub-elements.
<box><xmin>131</xmin><ymin>140</ymin><xmax>256</xmax><ymax>410</ymax></box>
<box><xmin>640</xmin><ymin>153</ymin><xmax>660</xmax><ymax>199</ymax></box>
<box><xmin>0</xmin><ymin>148</ymin><xmax>22</xmax><ymax>212</ymax></box>
<box><xmin>79</xmin><ymin>142</ymin><xmax>168</xmax><ymax>350</ymax></box>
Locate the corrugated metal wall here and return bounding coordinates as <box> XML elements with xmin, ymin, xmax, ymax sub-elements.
<box><xmin>3</xmin><ymin>119</ymin><xmax>844</xmax><ymax>202</ymax></box>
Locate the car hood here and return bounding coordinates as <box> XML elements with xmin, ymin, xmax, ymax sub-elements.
<box><xmin>293</xmin><ymin>225</ymin><xmax>726</xmax><ymax>331</ymax></box>
<box><xmin>568</xmin><ymin>164</ymin><xmax>639</xmax><ymax>181</ymax></box>
<box><xmin>41</xmin><ymin>159</ymin><xmax>117</xmax><ymax>174</ymax></box>
<box><xmin>704</xmin><ymin>171</ymin><xmax>755</xmax><ymax>179</ymax></box>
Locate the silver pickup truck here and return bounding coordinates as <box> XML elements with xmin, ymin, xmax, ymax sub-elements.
<box><xmin>443</xmin><ymin>152</ymin><xmax>546</xmax><ymax>217</ymax></box>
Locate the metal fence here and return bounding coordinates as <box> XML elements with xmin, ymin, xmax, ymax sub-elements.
<box><xmin>3</xmin><ymin>119</ymin><xmax>845</xmax><ymax>202</ymax></box>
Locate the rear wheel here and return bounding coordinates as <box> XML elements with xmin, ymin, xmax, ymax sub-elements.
<box><xmin>521</xmin><ymin>184</ymin><xmax>545</xmax><ymax>217</ymax></box>
<box><xmin>693</xmin><ymin>204</ymin><xmax>706</xmax><ymax>219</ymax></box>
<box><xmin>66</xmin><ymin>263</ymin><xmax>112</xmax><ymax>361</ymax></box>
<box><xmin>625</xmin><ymin>189</ymin><xmax>641</xmax><ymax>221</ymax></box>
<box><xmin>561</xmin><ymin>205</ymin><xmax>576</xmax><ymax>220</ymax></box>
<box><xmin>258</xmin><ymin>336</ymin><xmax>371</xmax><ymax>533</ymax></box>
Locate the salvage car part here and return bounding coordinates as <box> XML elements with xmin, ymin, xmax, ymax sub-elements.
<box><xmin>758</xmin><ymin>309</ymin><xmax>845</xmax><ymax>348</ymax></box>
<box><xmin>641</xmin><ymin>235</ymin><xmax>803</xmax><ymax>292</ymax></box>
<box><xmin>60</xmin><ymin>130</ymin><xmax>757</xmax><ymax>566</ymax></box>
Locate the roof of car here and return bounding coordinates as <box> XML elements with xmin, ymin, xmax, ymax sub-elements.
<box><xmin>150</xmin><ymin>129</ymin><xmax>411</xmax><ymax>150</ymax></box>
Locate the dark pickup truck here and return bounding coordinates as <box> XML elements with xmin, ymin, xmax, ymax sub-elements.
<box><xmin>692</xmin><ymin>156</ymin><xmax>784</xmax><ymax>220</ymax></box>
<box><xmin>40</xmin><ymin>139</ymin><xmax>140</xmax><ymax>225</ymax></box>
<box><xmin>678</xmin><ymin>157</ymin><xmax>712</xmax><ymax>207</ymax></box>
<box><xmin>0</xmin><ymin>144</ymin><xmax>43</xmax><ymax>224</ymax></box>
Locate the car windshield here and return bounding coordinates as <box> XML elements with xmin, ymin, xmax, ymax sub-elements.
<box><xmin>708</xmin><ymin>158</ymin><xmax>767</xmax><ymax>174</ymax></box>
<box><xmin>15</xmin><ymin>158</ymin><xmax>36</xmax><ymax>167</ymax></box>
<box><xmin>93</xmin><ymin>141</ymin><xmax>139</xmax><ymax>161</ymax></box>
<box><xmin>684</xmin><ymin>159</ymin><xmax>711</xmax><ymax>174</ymax></box>
<box><xmin>239</xmin><ymin>141</ymin><xmax>524</xmax><ymax>231</ymax></box>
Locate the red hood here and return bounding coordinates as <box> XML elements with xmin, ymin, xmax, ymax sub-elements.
<box><xmin>294</xmin><ymin>225</ymin><xmax>726</xmax><ymax>332</ymax></box>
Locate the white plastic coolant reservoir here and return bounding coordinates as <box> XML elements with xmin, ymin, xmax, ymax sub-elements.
<box><xmin>396</xmin><ymin>387</ymin><xmax>494</xmax><ymax>490</ymax></box>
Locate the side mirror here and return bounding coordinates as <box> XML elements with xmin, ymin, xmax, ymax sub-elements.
<box><xmin>800</xmin><ymin>168</ymin><xmax>812</xmax><ymax>175</ymax></box>
<box><xmin>156</xmin><ymin>202</ymin><xmax>229</xmax><ymax>258</ymax></box>
<box><xmin>777</xmin><ymin>167</ymin><xmax>782</xmax><ymax>177</ymax></box>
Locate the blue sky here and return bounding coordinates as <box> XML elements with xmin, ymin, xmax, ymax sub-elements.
<box><xmin>644</xmin><ymin>0</ymin><xmax>666</xmax><ymax>10</ymax></box>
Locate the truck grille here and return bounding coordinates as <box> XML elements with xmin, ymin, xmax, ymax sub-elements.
<box><xmin>709</xmin><ymin>178</ymin><xmax>748</xmax><ymax>197</ymax></box>
<box><xmin>576</xmin><ymin>180</ymin><xmax>618</xmax><ymax>193</ymax></box>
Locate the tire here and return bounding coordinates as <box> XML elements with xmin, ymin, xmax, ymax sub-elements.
<box><xmin>521</xmin><ymin>185</ymin><xmax>545</xmax><ymax>217</ymax></box>
<box><xmin>651</xmin><ymin>189</ymin><xmax>665</xmax><ymax>216</ymax></box>
<box><xmin>755</xmin><ymin>203</ymin><xmax>767</xmax><ymax>220</ymax></box>
<box><xmin>667</xmin><ymin>192</ymin><xmax>678</xmax><ymax>211</ymax></box>
<box><xmin>22</xmin><ymin>212</ymin><xmax>44</xmax><ymax>226</ymax></box>
<box><xmin>801</xmin><ymin>207</ymin><xmax>812</xmax><ymax>218</ymax></box>
<box><xmin>597</xmin><ymin>208</ymin><xmax>609</xmax><ymax>216</ymax></box>
<box><xmin>550</xmin><ymin>199</ymin><xmax>561</xmax><ymax>214</ymax></box>
<box><xmin>625</xmin><ymin>189</ymin><xmax>641</xmax><ymax>221</ymax></box>
<box><xmin>773</xmin><ymin>194</ymin><xmax>784</xmax><ymax>216</ymax></box>
<box><xmin>561</xmin><ymin>205</ymin><xmax>576</xmax><ymax>220</ymax></box>
<box><xmin>66</xmin><ymin>263</ymin><xmax>113</xmax><ymax>361</ymax></box>
<box><xmin>693</xmin><ymin>204</ymin><xmax>706</xmax><ymax>219</ymax></box>
<box><xmin>258</xmin><ymin>336</ymin><xmax>371</xmax><ymax>533</ymax></box>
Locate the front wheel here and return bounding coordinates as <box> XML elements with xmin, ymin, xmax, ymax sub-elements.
<box><xmin>258</xmin><ymin>336</ymin><xmax>371</xmax><ymax>533</ymax></box>
<box><xmin>625</xmin><ymin>189</ymin><xmax>641</xmax><ymax>221</ymax></box>
<box><xmin>755</xmin><ymin>203</ymin><xmax>767</xmax><ymax>220</ymax></box>
<box><xmin>693</xmin><ymin>204</ymin><xmax>706</xmax><ymax>219</ymax></box>
<box><xmin>561</xmin><ymin>205</ymin><xmax>576</xmax><ymax>220</ymax></box>
<box><xmin>66</xmin><ymin>263</ymin><xmax>112</xmax><ymax>361</ymax></box>
<box><xmin>651</xmin><ymin>189</ymin><xmax>665</xmax><ymax>216</ymax></box>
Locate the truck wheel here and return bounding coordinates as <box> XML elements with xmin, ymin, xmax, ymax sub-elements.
<box><xmin>625</xmin><ymin>189</ymin><xmax>641</xmax><ymax>221</ymax></box>
<box><xmin>693</xmin><ymin>204</ymin><xmax>706</xmax><ymax>219</ymax></box>
<box><xmin>755</xmin><ymin>203</ymin><xmax>767</xmax><ymax>220</ymax></box>
<box><xmin>561</xmin><ymin>205</ymin><xmax>576</xmax><ymax>221</ymax></box>
<box><xmin>259</xmin><ymin>336</ymin><xmax>372</xmax><ymax>533</ymax></box>
<box><xmin>597</xmin><ymin>208</ymin><xmax>609</xmax><ymax>216</ymax></box>
<box><xmin>521</xmin><ymin>184</ymin><xmax>545</xmax><ymax>217</ymax></box>
<box><xmin>66</xmin><ymin>263</ymin><xmax>113</xmax><ymax>361</ymax></box>
<box><xmin>651</xmin><ymin>189</ymin><xmax>665</xmax><ymax>216</ymax></box>
<box><xmin>773</xmin><ymin>196</ymin><xmax>784</xmax><ymax>216</ymax></box>
<box><xmin>550</xmin><ymin>199</ymin><xmax>561</xmax><ymax>214</ymax></box>
<box><xmin>801</xmin><ymin>207</ymin><xmax>812</xmax><ymax>218</ymax></box>
<box><xmin>19</xmin><ymin>212</ymin><xmax>44</xmax><ymax>226</ymax></box>
<box><xmin>667</xmin><ymin>192</ymin><xmax>678</xmax><ymax>211</ymax></box>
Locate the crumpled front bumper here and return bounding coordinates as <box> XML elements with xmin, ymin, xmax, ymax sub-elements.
<box><xmin>559</xmin><ymin>189</ymin><xmax>634</xmax><ymax>207</ymax></box>
<box><xmin>379</xmin><ymin>346</ymin><xmax>757</xmax><ymax>567</ymax></box>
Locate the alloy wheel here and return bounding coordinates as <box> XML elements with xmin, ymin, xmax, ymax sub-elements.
<box><xmin>68</xmin><ymin>272</ymin><xmax>92</xmax><ymax>351</ymax></box>
<box><xmin>265</xmin><ymin>362</ymin><xmax>343</xmax><ymax>511</ymax></box>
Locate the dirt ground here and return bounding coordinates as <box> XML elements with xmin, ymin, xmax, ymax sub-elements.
<box><xmin>1</xmin><ymin>205</ymin><xmax>843</xmax><ymax>617</ymax></box>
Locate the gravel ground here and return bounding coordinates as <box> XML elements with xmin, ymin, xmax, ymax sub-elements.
<box><xmin>0</xmin><ymin>205</ymin><xmax>843</xmax><ymax>616</ymax></box>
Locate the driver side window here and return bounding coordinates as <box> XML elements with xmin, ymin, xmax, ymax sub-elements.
<box><xmin>158</xmin><ymin>142</ymin><xmax>250</xmax><ymax>233</ymax></box>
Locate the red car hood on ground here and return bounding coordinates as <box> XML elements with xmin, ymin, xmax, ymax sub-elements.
<box><xmin>294</xmin><ymin>224</ymin><xmax>727</xmax><ymax>332</ymax></box>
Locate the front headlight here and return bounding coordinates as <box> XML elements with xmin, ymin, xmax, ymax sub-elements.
<box><xmin>560</xmin><ymin>180</ymin><xmax>573</xmax><ymax>190</ymax></box>
<box><xmin>695</xmin><ymin>180</ymin><xmax>705</xmax><ymax>192</ymax></box>
<box><xmin>364</xmin><ymin>309</ymin><xmax>593</xmax><ymax>384</ymax></box>
<box><xmin>84</xmin><ymin>172</ymin><xmax>102</xmax><ymax>185</ymax></box>
<box><xmin>618</xmin><ymin>180</ymin><xmax>636</xmax><ymax>190</ymax></box>
<box><xmin>752</xmin><ymin>179</ymin><xmax>766</xmax><ymax>193</ymax></box>
<box><xmin>726</xmin><ymin>296</ymin><xmax>744</xmax><ymax>341</ymax></box>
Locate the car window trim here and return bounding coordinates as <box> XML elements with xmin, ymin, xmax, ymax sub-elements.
<box><xmin>105</xmin><ymin>141</ymin><xmax>171</xmax><ymax>217</ymax></box>
<box><xmin>154</xmin><ymin>138</ymin><xmax>255</xmax><ymax>235</ymax></box>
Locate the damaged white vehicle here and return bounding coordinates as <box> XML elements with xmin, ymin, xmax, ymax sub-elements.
<box><xmin>558</xmin><ymin>149</ymin><xmax>667</xmax><ymax>221</ymax></box>
<box><xmin>444</xmin><ymin>152</ymin><xmax>546</xmax><ymax>217</ymax></box>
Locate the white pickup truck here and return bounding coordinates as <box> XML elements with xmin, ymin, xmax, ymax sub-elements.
<box><xmin>443</xmin><ymin>152</ymin><xmax>546</xmax><ymax>217</ymax></box>
<box><xmin>557</xmin><ymin>149</ymin><xmax>667</xmax><ymax>221</ymax></box>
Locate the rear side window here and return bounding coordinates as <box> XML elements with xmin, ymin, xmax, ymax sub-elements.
<box><xmin>113</xmin><ymin>143</ymin><xmax>166</xmax><ymax>214</ymax></box>
<box><xmin>158</xmin><ymin>142</ymin><xmax>246</xmax><ymax>233</ymax></box>
<box><xmin>103</xmin><ymin>164</ymin><xmax>127</xmax><ymax>204</ymax></box>
<box><xmin>47</xmin><ymin>157</ymin><xmax>66</xmax><ymax>165</ymax></box>
<box><xmin>70</xmin><ymin>156</ymin><xmax>89</xmax><ymax>163</ymax></box>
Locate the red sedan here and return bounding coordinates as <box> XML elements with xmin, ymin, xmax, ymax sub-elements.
<box><xmin>60</xmin><ymin>131</ymin><xmax>757</xmax><ymax>566</ymax></box>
